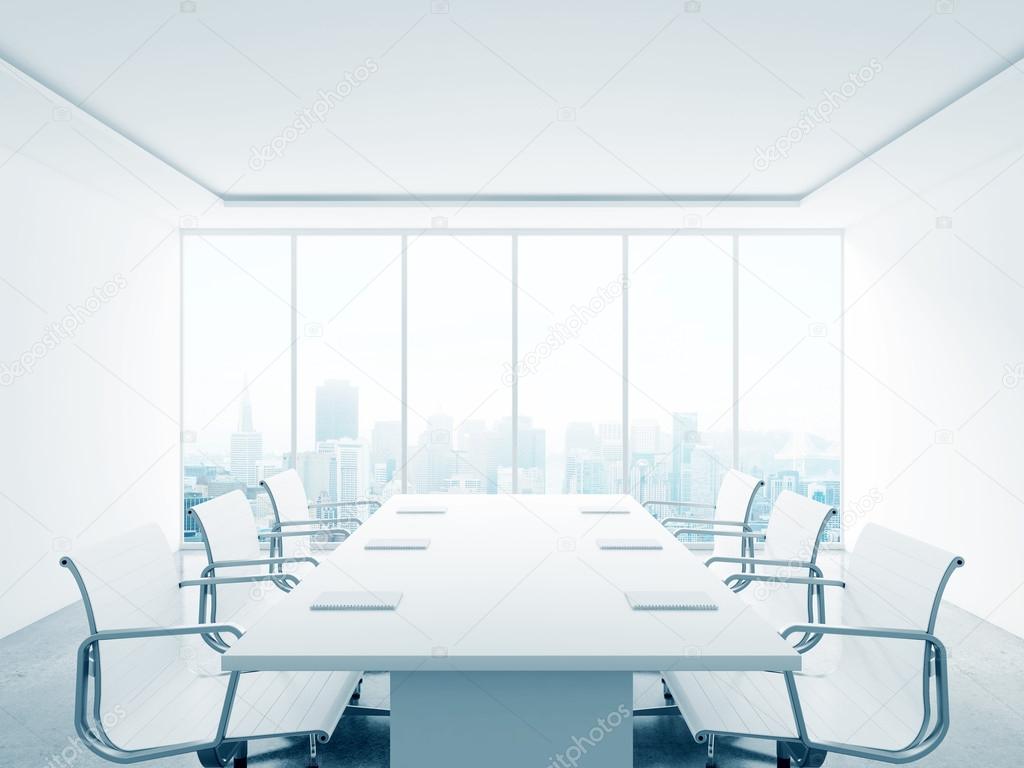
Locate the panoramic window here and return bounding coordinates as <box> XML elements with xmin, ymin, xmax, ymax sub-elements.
<box><xmin>181</xmin><ymin>231</ymin><xmax>842</xmax><ymax>542</ymax></box>
<box><xmin>628</xmin><ymin>235</ymin><xmax>736</xmax><ymax>539</ymax></box>
<box><xmin>738</xmin><ymin>235</ymin><xmax>843</xmax><ymax>540</ymax></box>
<box><xmin>296</xmin><ymin>235</ymin><xmax>402</xmax><ymax>519</ymax></box>
<box><xmin>181</xmin><ymin>235</ymin><xmax>292</xmax><ymax>539</ymax></box>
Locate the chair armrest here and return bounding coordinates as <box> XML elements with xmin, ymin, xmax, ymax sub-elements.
<box><xmin>180</xmin><ymin>573</ymin><xmax>300</xmax><ymax>588</ymax></box>
<box><xmin>662</xmin><ymin>516</ymin><xmax>747</xmax><ymax>527</ymax></box>
<box><xmin>729</xmin><ymin>575</ymin><xmax>843</xmax><ymax>643</ymax></box>
<box><xmin>200</xmin><ymin>556</ymin><xmax>318</xmax><ymax>578</ymax></box>
<box><xmin>780</xmin><ymin>623</ymin><xmax>940</xmax><ymax>644</ymax></box>
<box><xmin>81</xmin><ymin>623</ymin><xmax>245</xmax><ymax>644</ymax></box>
<box><xmin>674</xmin><ymin>527</ymin><xmax>765</xmax><ymax>540</ymax></box>
<box><xmin>724</xmin><ymin>574</ymin><xmax>844</xmax><ymax>588</ymax></box>
<box><xmin>643</xmin><ymin>500</ymin><xmax>716</xmax><ymax>510</ymax></box>
<box><xmin>180</xmin><ymin>576</ymin><xmax>294</xmax><ymax>651</ymax></box>
<box><xmin>707</xmin><ymin>556</ymin><xmax>823</xmax><ymax>577</ymax></box>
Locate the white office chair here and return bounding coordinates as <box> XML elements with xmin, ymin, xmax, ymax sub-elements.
<box><xmin>710</xmin><ymin>490</ymin><xmax>838</xmax><ymax>652</ymax></box>
<box><xmin>60</xmin><ymin>524</ymin><xmax>362</xmax><ymax>767</ymax></box>
<box><xmin>644</xmin><ymin>469</ymin><xmax>765</xmax><ymax>569</ymax></box>
<box><xmin>188</xmin><ymin>491</ymin><xmax>319</xmax><ymax>647</ymax></box>
<box><xmin>664</xmin><ymin>524</ymin><xmax>964</xmax><ymax>768</ymax></box>
<box><xmin>261</xmin><ymin>469</ymin><xmax>379</xmax><ymax>560</ymax></box>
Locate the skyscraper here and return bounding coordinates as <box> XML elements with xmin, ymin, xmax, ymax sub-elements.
<box><xmin>317</xmin><ymin>439</ymin><xmax>367</xmax><ymax>505</ymax></box>
<box><xmin>315</xmin><ymin>379</ymin><xmax>359</xmax><ymax>443</ymax></box>
<box><xmin>371</xmin><ymin>420</ymin><xmax>401</xmax><ymax>482</ymax></box>
<box><xmin>230</xmin><ymin>386</ymin><xmax>263</xmax><ymax>487</ymax></box>
<box><xmin>671</xmin><ymin>412</ymin><xmax>699</xmax><ymax>501</ymax></box>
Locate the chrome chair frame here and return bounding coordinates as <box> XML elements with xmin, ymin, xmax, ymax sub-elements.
<box><xmin>644</xmin><ymin>473</ymin><xmax>766</xmax><ymax>586</ymax></box>
<box><xmin>186</xmin><ymin>504</ymin><xmax>318</xmax><ymax>650</ymax></box>
<box><xmin>665</xmin><ymin>542</ymin><xmax>965</xmax><ymax>768</ymax></box>
<box><xmin>261</xmin><ymin>473</ymin><xmax>381</xmax><ymax>561</ymax></box>
<box><xmin>61</xmin><ymin>545</ymin><xmax>383</xmax><ymax>767</ymax></box>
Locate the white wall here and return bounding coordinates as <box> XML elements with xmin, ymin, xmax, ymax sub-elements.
<box><xmin>0</xmin><ymin>65</ymin><xmax>207</xmax><ymax>638</ymax></box>
<box><xmin>842</xmin><ymin>135</ymin><xmax>1024</xmax><ymax>638</ymax></box>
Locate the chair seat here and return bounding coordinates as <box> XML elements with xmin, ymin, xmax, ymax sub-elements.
<box><xmin>663</xmin><ymin>669</ymin><xmax>798</xmax><ymax>742</ymax></box>
<box><xmin>227</xmin><ymin>668</ymin><xmax>361</xmax><ymax>741</ymax></box>
<box><xmin>665</xmin><ymin>660</ymin><xmax>929</xmax><ymax>750</ymax></box>
<box><xmin>101</xmin><ymin>660</ymin><xmax>361</xmax><ymax>751</ymax></box>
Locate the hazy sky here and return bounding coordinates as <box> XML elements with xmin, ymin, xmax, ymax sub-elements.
<box><xmin>183</xmin><ymin>232</ymin><xmax>840</xmax><ymax>461</ymax></box>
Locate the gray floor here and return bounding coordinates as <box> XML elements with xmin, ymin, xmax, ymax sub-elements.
<box><xmin>2</xmin><ymin>577</ymin><xmax>1022</xmax><ymax>767</ymax></box>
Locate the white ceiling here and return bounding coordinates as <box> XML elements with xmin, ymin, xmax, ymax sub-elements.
<box><xmin>2</xmin><ymin>0</ymin><xmax>1023</xmax><ymax>202</ymax></box>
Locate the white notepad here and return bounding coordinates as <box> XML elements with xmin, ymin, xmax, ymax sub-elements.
<box><xmin>597</xmin><ymin>538</ymin><xmax>662</xmax><ymax>550</ymax></box>
<box><xmin>579</xmin><ymin>506</ymin><xmax>629</xmax><ymax>515</ymax></box>
<box><xmin>310</xmin><ymin>591</ymin><xmax>403</xmax><ymax>611</ymax></box>
<box><xmin>626</xmin><ymin>591</ymin><xmax>718</xmax><ymax>611</ymax></box>
<box><xmin>365</xmin><ymin>538</ymin><xmax>430</xmax><ymax>550</ymax></box>
<box><xmin>396</xmin><ymin>506</ymin><xmax>447</xmax><ymax>514</ymax></box>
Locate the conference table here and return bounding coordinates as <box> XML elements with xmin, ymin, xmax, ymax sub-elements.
<box><xmin>223</xmin><ymin>494</ymin><xmax>800</xmax><ymax>767</ymax></box>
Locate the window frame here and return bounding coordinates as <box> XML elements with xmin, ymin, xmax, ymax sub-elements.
<box><xmin>179</xmin><ymin>227</ymin><xmax>844</xmax><ymax>548</ymax></box>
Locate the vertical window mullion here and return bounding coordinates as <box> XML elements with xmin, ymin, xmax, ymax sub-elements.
<box><xmin>511</xmin><ymin>235</ymin><xmax>519</xmax><ymax>493</ymax></box>
<box><xmin>622</xmin><ymin>235</ymin><xmax>629</xmax><ymax>496</ymax></box>
<box><xmin>290</xmin><ymin>234</ymin><xmax>298</xmax><ymax>469</ymax></box>
<box><xmin>732</xmin><ymin>234</ymin><xmax>740</xmax><ymax>470</ymax></box>
<box><xmin>401</xmin><ymin>234</ymin><xmax>408</xmax><ymax>493</ymax></box>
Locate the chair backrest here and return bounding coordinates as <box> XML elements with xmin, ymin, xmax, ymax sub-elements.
<box><xmin>60</xmin><ymin>525</ymin><xmax>184</xmax><ymax>728</ymax></box>
<box><xmin>762</xmin><ymin>490</ymin><xmax>836</xmax><ymax>564</ymax></box>
<box><xmin>845</xmin><ymin>523</ymin><xmax>963</xmax><ymax>633</ymax></box>
<box><xmin>741</xmin><ymin>491</ymin><xmax>836</xmax><ymax>633</ymax></box>
<box><xmin>189</xmin><ymin>490</ymin><xmax>262</xmax><ymax>565</ymax></box>
<box><xmin>261</xmin><ymin>468</ymin><xmax>309</xmax><ymax>526</ymax></box>
<box><xmin>711</xmin><ymin>470</ymin><xmax>764</xmax><ymax>559</ymax></box>
<box><xmin>715</xmin><ymin>469</ymin><xmax>764</xmax><ymax>524</ymax></box>
<box><xmin>834</xmin><ymin>524</ymin><xmax>964</xmax><ymax>748</ymax></box>
<box><xmin>60</xmin><ymin>524</ymin><xmax>182</xmax><ymax>632</ymax></box>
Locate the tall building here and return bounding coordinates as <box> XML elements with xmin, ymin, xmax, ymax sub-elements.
<box><xmin>411</xmin><ymin>414</ymin><xmax>454</xmax><ymax>493</ymax></box>
<box><xmin>564</xmin><ymin>422</ymin><xmax>598</xmax><ymax>492</ymax></box>
<box><xmin>317</xmin><ymin>438</ymin><xmax>367</xmax><ymax>505</ymax></box>
<box><xmin>671</xmin><ymin>412</ymin><xmax>699</xmax><ymax>501</ymax></box>
<box><xmin>578</xmin><ymin>457</ymin><xmax>608</xmax><ymax>494</ymax></box>
<box><xmin>690</xmin><ymin>444</ymin><xmax>724</xmax><ymax>506</ymax></box>
<box><xmin>294</xmin><ymin>450</ymin><xmax>331</xmax><ymax>499</ymax></box>
<box><xmin>456</xmin><ymin>420</ymin><xmax>497</xmax><ymax>492</ymax></box>
<box><xmin>315</xmin><ymin>379</ymin><xmax>359</xmax><ymax>443</ymax></box>
<box><xmin>630</xmin><ymin>420</ymin><xmax>659</xmax><ymax>454</ymax></box>
<box><xmin>517</xmin><ymin>418</ymin><xmax>546</xmax><ymax>492</ymax></box>
<box><xmin>371</xmin><ymin>420</ymin><xmax>401</xmax><ymax>483</ymax></box>
<box><xmin>230</xmin><ymin>386</ymin><xmax>263</xmax><ymax>487</ymax></box>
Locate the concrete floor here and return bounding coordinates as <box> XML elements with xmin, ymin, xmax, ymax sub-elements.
<box><xmin>2</xmin><ymin>555</ymin><xmax>1022</xmax><ymax>768</ymax></box>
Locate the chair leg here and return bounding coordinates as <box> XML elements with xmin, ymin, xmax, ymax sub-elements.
<box><xmin>778</xmin><ymin>741</ymin><xmax>827</xmax><ymax>767</ymax></box>
<box><xmin>350</xmin><ymin>677</ymin><xmax>363</xmax><ymax>702</ymax></box>
<box><xmin>662</xmin><ymin>677</ymin><xmax>673</xmax><ymax>701</ymax></box>
<box><xmin>705</xmin><ymin>734</ymin><xmax>716</xmax><ymax>768</ymax></box>
<box><xmin>197</xmin><ymin>742</ymin><xmax>245</xmax><ymax>768</ymax></box>
<box><xmin>307</xmin><ymin>734</ymin><xmax>320</xmax><ymax>768</ymax></box>
<box><xmin>776</xmin><ymin>741</ymin><xmax>791</xmax><ymax>768</ymax></box>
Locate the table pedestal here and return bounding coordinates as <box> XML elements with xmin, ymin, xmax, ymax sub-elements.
<box><xmin>390</xmin><ymin>671</ymin><xmax>633</xmax><ymax>768</ymax></box>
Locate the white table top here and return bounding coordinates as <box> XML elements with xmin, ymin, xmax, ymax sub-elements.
<box><xmin>222</xmin><ymin>494</ymin><xmax>801</xmax><ymax>673</ymax></box>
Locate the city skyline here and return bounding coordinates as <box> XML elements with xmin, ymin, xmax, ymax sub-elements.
<box><xmin>184</xmin><ymin>378</ymin><xmax>841</xmax><ymax>540</ymax></box>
